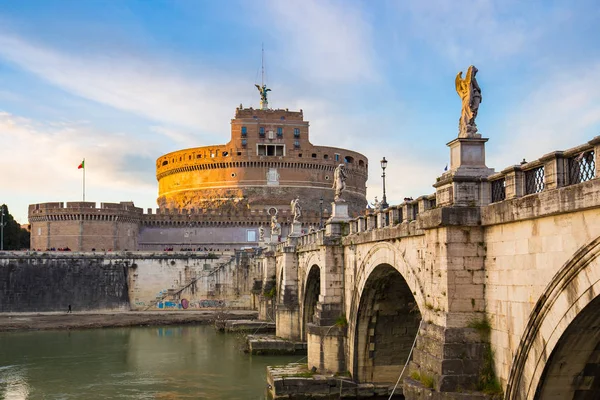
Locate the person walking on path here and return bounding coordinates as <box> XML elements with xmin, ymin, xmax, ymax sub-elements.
<box><xmin>67</xmin><ymin>304</ymin><xmax>72</xmax><ymax>314</ymax></box>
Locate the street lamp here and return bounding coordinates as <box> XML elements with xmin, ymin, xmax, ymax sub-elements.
<box><xmin>319</xmin><ymin>196</ymin><xmax>324</xmax><ymax>228</ymax></box>
<box><xmin>380</xmin><ymin>157</ymin><xmax>389</xmax><ymax>209</ymax></box>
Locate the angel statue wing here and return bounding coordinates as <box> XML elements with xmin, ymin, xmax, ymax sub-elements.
<box><xmin>255</xmin><ymin>84</ymin><xmax>262</xmax><ymax>93</ymax></box>
<box><xmin>465</xmin><ymin>65</ymin><xmax>474</xmax><ymax>86</ymax></box>
<box><xmin>455</xmin><ymin>71</ymin><xmax>467</xmax><ymax>97</ymax></box>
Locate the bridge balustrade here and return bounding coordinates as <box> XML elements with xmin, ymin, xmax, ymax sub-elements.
<box><xmin>488</xmin><ymin>137</ymin><xmax>600</xmax><ymax>204</ymax></box>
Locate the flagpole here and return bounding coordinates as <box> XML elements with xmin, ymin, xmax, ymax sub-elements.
<box><xmin>83</xmin><ymin>158</ymin><xmax>85</xmax><ymax>202</ymax></box>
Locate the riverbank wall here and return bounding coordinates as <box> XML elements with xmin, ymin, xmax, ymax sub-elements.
<box><xmin>0</xmin><ymin>250</ymin><xmax>261</xmax><ymax>312</ymax></box>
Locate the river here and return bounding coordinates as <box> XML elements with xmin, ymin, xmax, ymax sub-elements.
<box><xmin>0</xmin><ymin>325</ymin><xmax>299</xmax><ymax>399</ymax></box>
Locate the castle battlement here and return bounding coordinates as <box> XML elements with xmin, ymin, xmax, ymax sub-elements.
<box><xmin>234</xmin><ymin>107</ymin><xmax>304</xmax><ymax>120</ymax></box>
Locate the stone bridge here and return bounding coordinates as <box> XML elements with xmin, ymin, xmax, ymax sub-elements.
<box><xmin>259</xmin><ymin>134</ymin><xmax>600</xmax><ymax>399</ymax></box>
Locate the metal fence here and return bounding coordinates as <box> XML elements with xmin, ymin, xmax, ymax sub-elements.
<box><xmin>568</xmin><ymin>150</ymin><xmax>595</xmax><ymax>185</ymax></box>
<box><xmin>491</xmin><ymin>178</ymin><xmax>506</xmax><ymax>203</ymax></box>
<box><xmin>525</xmin><ymin>166</ymin><xmax>545</xmax><ymax>195</ymax></box>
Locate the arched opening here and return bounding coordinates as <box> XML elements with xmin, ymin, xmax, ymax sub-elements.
<box><xmin>354</xmin><ymin>264</ymin><xmax>421</xmax><ymax>383</ymax></box>
<box><xmin>302</xmin><ymin>265</ymin><xmax>321</xmax><ymax>341</ymax></box>
<box><xmin>535</xmin><ymin>295</ymin><xmax>600</xmax><ymax>399</ymax></box>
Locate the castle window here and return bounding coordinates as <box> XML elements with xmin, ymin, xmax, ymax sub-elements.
<box><xmin>257</xmin><ymin>144</ymin><xmax>285</xmax><ymax>156</ymax></box>
<box><xmin>222</xmin><ymin>151</ymin><xmax>229</xmax><ymax>157</ymax></box>
<box><xmin>294</xmin><ymin>140</ymin><xmax>300</xmax><ymax>148</ymax></box>
<box><xmin>280</xmin><ymin>116</ymin><xmax>285</xmax><ymax>120</ymax></box>
<box><xmin>294</xmin><ymin>128</ymin><xmax>300</xmax><ymax>138</ymax></box>
<box><xmin>162</xmin><ymin>160</ymin><xmax>168</xmax><ymax>166</ymax></box>
<box><xmin>277</xmin><ymin>127</ymin><xmax>283</xmax><ymax>137</ymax></box>
<box><xmin>344</xmin><ymin>156</ymin><xmax>354</xmax><ymax>163</ymax></box>
<box><xmin>179</xmin><ymin>157</ymin><xmax>182</xmax><ymax>161</ymax></box>
<box><xmin>298</xmin><ymin>153</ymin><xmax>302</xmax><ymax>157</ymax></box>
<box><xmin>312</xmin><ymin>153</ymin><xmax>317</xmax><ymax>158</ymax></box>
<box><xmin>241</xmin><ymin>126</ymin><xmax>247</xmax><ymax>136</ymax></box>
<box><xmin>241</xmin><ymin>139</ymin><xmax>247</xmax><ymax>147</ymax></box>
<box><xmin>324</xmin><ymin>154</ymin><xmax>329</xmax><ymax>160</ymax></box>
<box><xmin>359</xmin><ymin>160</ymin><xmax>365</xmax><ymax>167</ymax></box>
<box><xmin>335</xmin><ymin>153</ymin><xmax>340</xmax><ymax>162</ymax></box>
<box><xmin>259</xmin><ymin>127</ymin><xmax>265</xmax><ymax>137</ymax></box>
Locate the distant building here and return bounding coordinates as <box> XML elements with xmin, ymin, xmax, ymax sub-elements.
<box><xmin>29</xmin><ymin>103</ymin><xmax>368</xmax><ymax>251</ymax></box>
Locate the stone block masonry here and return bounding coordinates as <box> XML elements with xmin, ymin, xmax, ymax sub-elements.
<box><xmin>0</xmin><ymin>254</ymin><xmax>129</xmax><ymax>312</ymax></box>
<box><xmin>0</xmin><ymin>250</ymin><xmax>262</xmax><ymax>312</ymax></box>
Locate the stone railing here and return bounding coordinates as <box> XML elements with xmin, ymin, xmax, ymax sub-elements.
<box><xmin>345</xmin><ymin>193</ymin><xmax>436</xmax><ymax>234</ymax></box>
<box><xmin>487</xmin><ymin>136</ymin><xmax>599</xmax><ymax>203</ymax></box>
<box><xmin>297</xmin><ymin>229</ymin><xmax>325</xmax><ymax>247</ymax></box>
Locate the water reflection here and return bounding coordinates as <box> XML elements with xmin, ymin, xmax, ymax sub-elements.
<box><xmin>0</xmin><ymin>325</ymin><xmax>298</xmax><ymax>399</ymax></box>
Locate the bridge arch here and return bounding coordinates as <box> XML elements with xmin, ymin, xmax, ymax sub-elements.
<box><xmin>506</xmin><ymin>235</ymin><xmax>600</xmax><ymax>399</ymax></box>
<box><xmin>348</xmin><ymin>242</ymin><xmax>425</xmax><ymax>383</ymax></box>
<box><xmin>302</xmin><ymin>264</ymin><xmax>321</xmax><ymax>341</ymax></box>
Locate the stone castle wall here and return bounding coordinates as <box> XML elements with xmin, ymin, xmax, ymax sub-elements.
<box><xmin>29</xmin><ymin>202</ymin><xmax>141</xmax><ymax>251</ymax></box>
<box><xmin>29</xmin><ymin>201</ymin><xmax>333</xmax><ymax>252</ymax></box>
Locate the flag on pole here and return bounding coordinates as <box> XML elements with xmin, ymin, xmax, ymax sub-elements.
<box><xmin>78</xmin><ymin>158</ymin><xmax>86</xmax><ymax>201</ymax></box>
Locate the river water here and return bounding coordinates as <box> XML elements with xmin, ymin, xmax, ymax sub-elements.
<box><xmin>0</xmin><ymin>325</ymin><xmax>299</xmax><ymax>399</ymax></box>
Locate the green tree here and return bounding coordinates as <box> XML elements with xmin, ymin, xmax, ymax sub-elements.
<box><xmin>1</xmin><ymin>204</ymin><xmax>30</xmax><ymax>250</ymax></box>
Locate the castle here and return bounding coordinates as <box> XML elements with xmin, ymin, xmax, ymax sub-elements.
<box><xmin>29</xmin><ymin>97</ymin><xmax>369</xmax><ymax>251</ymax></box>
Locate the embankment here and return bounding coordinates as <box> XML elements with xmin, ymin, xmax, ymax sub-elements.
<box><xmin>0</xmin><ymin>251</ymin><xmax>261</xmax><ymax>313</ymax></box>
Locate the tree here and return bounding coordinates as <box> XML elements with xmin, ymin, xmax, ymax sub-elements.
<box><xmin>1</xmin><ymin>204</ymin><xmax>30</xmax><ymax>250</ymax></box>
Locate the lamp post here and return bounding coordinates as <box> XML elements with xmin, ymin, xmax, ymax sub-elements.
<box><xmin>380</xmin><ymin>157</ymin><xmax>389</xmax><ymax>209</ymax></box>
<box><xmin>1</xmin><ymin>205</ymin><xmax>5</xmax><ymax>251</ymax></box>
<box><xmin>319</xmin><ymin>196</ymin><xmax>324</xmax><ymax>228</ymax></box>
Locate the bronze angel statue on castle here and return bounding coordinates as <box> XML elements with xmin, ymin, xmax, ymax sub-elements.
<box><xmin>255</xmin><ymin>84</ymin><xmax>271</xmax><ymax>103</ymax></box>
<box><xmin>455</xmin><ymin>65</ymin><xmax>482</xmax><ymax>138</ymax></box>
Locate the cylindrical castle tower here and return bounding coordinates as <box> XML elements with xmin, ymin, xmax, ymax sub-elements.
<box><xmin>156</xmin><ymin>107</ymin><xmax>368</xmax><ymax>218</ymax></box>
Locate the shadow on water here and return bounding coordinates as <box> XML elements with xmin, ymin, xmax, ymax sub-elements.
<box><xmin>0</xmin><ymin>325</ymin><xmax>299</xmax><ymax>399</ymax></box>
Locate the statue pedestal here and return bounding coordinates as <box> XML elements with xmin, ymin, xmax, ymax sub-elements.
<box><xmin>288</xmin><ymin>221</ymin><xmax>302</xmax><ymax>237</ymax></box>
<box><xmin>328</xmin><ymin>202</ymin><xmax>349</xmax><ymax>222</ymax></box>
<box><xmin>434</xmin><ymin>136</ymin><xmax>494</xmax><ymax>207</ymax></box>
<box><xmin>448</xmin><ymin>136</ymin><xmax>491</xmax><ymax>176</ymax></box>
<box><xmin>326</xmin><ymin>202</ymin><xmax>350</xmax><ymax>237</ymax></box>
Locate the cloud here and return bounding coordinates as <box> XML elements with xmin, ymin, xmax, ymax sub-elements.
<box><xmin>0</xmin><ymin>111</ymin><xmax>158</xmax><ymax>221</ymax></box>
<box><xmin>489</xmin><ymin>63</ymin><xmax>600</xmax><ymax>169</ymax></box>
<box><xmin>397</xmin><ymin>0</ymin><xmax>538</xmax><ymax>65</ymax></box>
<box><xmin>0</xmin><ymin>33</ymin><xmax>247</xmax><ymax>134</ymax></box>
<box><xmin>265</xmin><ymin>0</ymin><xmax>378</xmax><ymax>84</ymax></box>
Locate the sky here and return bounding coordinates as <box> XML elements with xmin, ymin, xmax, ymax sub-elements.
<box><xmin>1</xmin><ymin>0</ymin><xmax>600</xmax><ymax>223</ymax></box>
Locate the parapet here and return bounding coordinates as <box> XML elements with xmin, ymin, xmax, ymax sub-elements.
<box><xmin>485</xmin><ymin>136</ymin><xmax>599</xmax><ymax>203</ymax></box>
<box><xmin>29</xmin><ymin>201</ymin><xmax>144</xmax><ymax>222</ymax></box>
<box><xmin>234</xmin><ymin>107</ymin><xmax>304</xmax><ymax>120</ymax></box>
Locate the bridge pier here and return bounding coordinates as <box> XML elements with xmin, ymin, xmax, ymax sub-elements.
<box><xmin>275</xmin><ymin>243</ymin><xmax>301</xmax><ymax>341</ymax></box>
<box><xmin>307</xmin><ymin>241</ymin><xmax>347</xmax><ymax>375</ymax></box>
